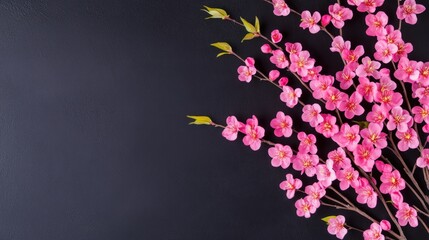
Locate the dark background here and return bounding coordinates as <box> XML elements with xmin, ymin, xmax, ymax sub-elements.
<box><xmin>0</xmin><ymin>0</ymin><xmax>428</xmax><ymax>239</ymax></box>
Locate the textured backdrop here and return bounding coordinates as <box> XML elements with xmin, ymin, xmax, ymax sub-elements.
<box><xmin>0</xmin><ymin>0</ymin><xmax>428</xmax><ymax>239</ymax></box>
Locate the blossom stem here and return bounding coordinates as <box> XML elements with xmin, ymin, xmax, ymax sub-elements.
<box><xmin>415</xmin><ymin>205</ymin><xmax>429</xmax><ymax>218</ymax></box>
<box><xmin>388</xmin><ymin>132</ymin><xmax>429</xmax><ymax>207</ymax></box>
<box><xmin>419</xmin><ymin>216</ymin><xmax>429</xmax><ymax>234</ymax></box>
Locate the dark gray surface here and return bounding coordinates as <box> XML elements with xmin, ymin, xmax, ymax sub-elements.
<box><xmin>0</xmin><ymin>0</ymin><xmax>428</xmax><ymax>239</ymax></box>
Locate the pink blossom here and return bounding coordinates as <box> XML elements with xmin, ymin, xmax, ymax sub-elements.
<box><xmin>272</xmin><ymin>0</ymin><xmax>290</xmax><ymax>16</ymax></box>
<box><xmin>380</xmin><ymin>220</ymin><xmax>391</xmax><ymax>231</ymax></box>
<box><xmin>396</xmin><ymin>128</ymin><xmax>419</xmax><ymax>151</ymax></box>
<box><xmin>324</xmin><ymin>87</ymin><xmax>347</xmax><ymax>110</ymax></box>
<box><xmin>316</xmin><ymin>114</ymin><xmax>339</xmax><ymax>138</ymax></box>
<box><xmin>297</xmin><ymin>132</ymin><xmax>317</xmax><ymax>154</ymax></box>
<box><xmin>337</xmin><ymin>167</ymin><xmax>359</xmax><ymax>190</ymax></box>
<box><xmin>396</xmin><ymin>0</ymin><xmax>426</xmax><ymax>25</ymax></box>
<box><xmin>310</xmin><ymin>75</ymin><xmax>334</xmax><ymax>99</ymax></box>
<box><xmin>302</xmin><ymin>104</ymin><xmax>324</xmax><ymax>127</ymax></box>
<box><xmin>396</xmin><ymin>203</ymin><xmax>418</xmax><ymax>227</ymax></box>
<box><xmin>305</xmin><ymin>182</ymin><xmax>326</xmax><ymax>207</ymax></box>
<box><xmin>342</xmin><ymin>45</ymin><xmax>365</xmax><ymax>70</ymax></box>
<box><xmin>391</xmin><ymin>191</ymin><xmax>404</xmax><ymax>209</ymax></box>
<box><xmin>336</xmin><ymin>66</ymin><xmax>356</xmax><ymax>90</ymax></box>
<box><xmin>280</xmin><ymin>86</ymin><xmax>302</xmax><ymax>108</ymax></box>
<box><xmin>348</xmin><ymin>0</ymin><xmax>364</xmax><ymax>6</ymax></box>
<box><xmin>380</xmin><ymin>170</ymin><xmax>405</xmax><ymax>194</ymax></box>
<box><xmin>393</xmin><ymin>41</ymin><xmax>413</xmax><ymax>62</ymax></box>
<box><xmin>237</xmin><ymin>57</ymin><xmax>257</xmax><ymax>82</ymax></box>
<box><xmin>279</xmin><ymin>174</ymin><xmax>302</xmax><ymax>199</ymax></box>
<box><xmin>357</xmin><ymin>0</ymin><xmax>385</xmax><ymax>13</ymax></box>
<box><xmin>367</xmin><ymin>104</ymin><xmax>388</xmax><ymax>124</ymax></box>
<box><xmin>353</xmin><ymin>142</ymin><xmax>381</xmax><ymax>172</ymax></box>
<box><xmin>387</xmin><ymin>107</ymin><xmax>412</xmax><ymax>132</ymax></box>
<box><xmin>268</xmin><ymin>144</ymin><xmax>293</xmax><ymax>169</ymax></box>
<box><xmin>285</xmin><ymin>42</ymin><xmax>303</xmax><ymax>55</ymax></box>
<box><xmin>360</xmin><ymin>123</ymin><xmax>387</xmax><ymax>149</ymax></box>
<box><xmin>268</xmin><ymin>70</ymin><xmax>280</xmax><ymax>81</ymax></box>
<box><xmin>375</xmin><ymin>161</ymin><xmax>393</xmax><ymax>173</ymax></box>
<box><xmin>271</xmin><ymin>29</ymin><xmax>283</xmax><ymax>43</ymax></box>
<box><xmin>242</xmin><ymin>116</ymin><xmax>265</xmax><ymax>151</ymax></box>
<box><xmin>222</xmin><ymin>116</ymin><xmax>245</xmax><ymax>141</ymax></box>
<box><xmin>356</xmin><ymin>57</ymin><xmax>381</xmax><ymax>79</ymax></box>
<box><xmin>338</xmin><ymin>92</ymin><xmax>365</xmax><ymax>119</ymax></box>
<box><xmin>374</xmin><ymin>40</ymin><xmax>398</xmax><ymax>63</ymax></box>
<box><xmin>270</xmin><ymin>50</ymin><xmax>289</xmax><ymax>69</ymax></box>
<box><xmin>328</xmin><ymin>148</ymin><xmax>351</xmax><ymax>171</ymax></box>
<box><xmin>394</xmin><ymin>57</ymin><xmax>419</xmax><ymax>83</ymax></box>
<box><xmin>261</xmin><ymin>44</ymin><xmax>272</xmax><ymax>54</ymax></box>
<box><xmin>329</xmin><ymin>4</ymin><xmax>353</xmax><ymax>29</ymax></box>
<box><xmin>365</xmin><ymin>11</ymin><xmax>388</xmax><ymax>37</ymax></box>
<box><xmin>278</xmin><ymin>77</ymin><xmax>289</xmax><ymax>86</ymax></box>
<box><xmin>357</xmin><ymin>77</ymin><xmax>377</xmax><ymax>103</ymax></box>
<box><xmin>375</xmin><ymin>90</ymin><xmax>403</xmax><ymax>112</ymax></box>
<box><xmin>417</xmin><ymin>61</ymin><xmax>429</xmax><ymax>86</ymax></box>
<box><xmin>290</xmin><ymin>51</ymin><xmax>315</xmax><ymax>77</ymax></box>
<box><xmin>321</xmin><ymin>14</ymin><xmax>332</xmax><ymax>27</ymax></box>
<box><xmin>295</xmin><ymin>197</ymin><xmax>317</xmax><ymax>218</ymax></box>
<box><xmin>363</xmin><ymin>223</ymin><xmax>384</xmax><ymax>240</ymax></box>
<box><xmin>356</xmin><ymin>178</ymin><xmax>377</xmax><ymax>208</ymax></box>
<box><xmin>330</xmin><ymin>36</ymin><xmax>351</xmax><ymax>53</ymax></box>
<box><xmin>302</xmin><ymin>66</ymin><xmax>322</xmax><ymax>82</ymax></box>
<box><xmin>332</xmin><ymin>123</ymin><xmax>361</xmax><ymax>151</ymax></box>
<box><xmin>415</xmin><ymin>85</ymin><xmax>429</xmax><ymax>105</ymax></box>
<box><xmin>327</xmin><ymin>215</ymin><xmax>348</xmax><ymax>239</ymax></box>
<box><xmin>316</xmin><ymin>159</ymin><xmax>336</xmax><ymax>187</ymax></box>
<box><xmin>417</xmin><ymin>149</ymin><xmax>429</xmax><ymax>168</ymax></box>
<box><xmin>300</xmin><ymin>11</ymin><xmax>321</xmax><ymax>34</ymax></box>
<box><xmin>293</xmin><ymin>153</ymin><xmax>319</xmax><ymax>177</ymax></box>
<box><xmin>379</xmin><ymin>25</ymin><xmax>402</xmax><ymax>44</ymax></box>
<box><xmin>377</xmin><ymin>75</ymin><xmax>397</xmax><ymax>92</ymax></box>
<box><xmin>270</xmin><ymin>111</ymin><xmax>293</xmax><ymax>137</ymax></box>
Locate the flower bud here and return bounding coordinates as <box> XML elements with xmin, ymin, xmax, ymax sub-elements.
<box><xmin>321</xmin><ymin>14</ymin><xmax>332</xmax><ymax>27</ymax></box>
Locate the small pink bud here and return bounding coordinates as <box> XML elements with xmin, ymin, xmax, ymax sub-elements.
<box><xmin>271</xmin><ymin>29</ymin><xmax>283</xmax><ymax>43</ymax></box>
<box><xmin>375</xmin><ymin>161</ymin><xmax>385</xmax><ymax>173</ymax></box>
<box><xmin>278</xmin><ymin>77</ymin><xmax>289</xmax><ymax>86</ymax></box>
<box><xmin>321</xmin><ymin>14</ymin><xmax>332</xmax><ymax>27</ymax></box>
<box><xmin>261</xmin><ymin>44</ymin><xmax>272</xmax><ymax>54</ymax></box>
<box><xmin>269</xmin><ymin>70</ymin><xmax>280</xmax><ymax>81</ymax></box>
<box><xmin>390</xmin><ymin>191</ymin><xmax>403</xmax><ymax>209</ymax></box>
<box><xmin>380</xmin><ymin>220</ymin><xmax>391</xmax><ymax>231</ymax></box>
<box><xmin>423</xmin><ymin>123</ymin><xmax>429</xmax><ymax>133</ymax></box>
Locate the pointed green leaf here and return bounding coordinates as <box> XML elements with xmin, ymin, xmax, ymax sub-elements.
<box><xmin>241</xmin><ymin>33</ymin><xmax>255</xmax><ymax>42</ymax></box>
<box><xmin>187</xmin><ymin>115</ymin><xmax>213</xmax><ymax>125</ymax></box>
<box><xmin>210</xmin><ymin>42</ymin><xmax>232</xmax><ymax>53</ymax></box>
<box><xmin>321</xmin><ymin>216</ymin><xmax>337</xmax><ymax>224</ymax></box>
<box><xmin>202</xmin><ymin>6</ymin><xmax>229</xmax><ymax>19</ymax></box>
<box><xmin>353</xmin><ymin>121</ymin><xmax>370</xmax><ymax>129</ymax></box>
<box><xmin>216</xmin><ymin>52</ymin><xmax>230</xmax><ymax>57</ymax></box>
<box><xmin>240</xmin><ymin>17</ymin><xmax>256</xmax><ymax>33</ymax></box>
<box><xmin>255</xmin><ymin>16</ymin><xmax>260</xmax><ymax>33</ymax></box>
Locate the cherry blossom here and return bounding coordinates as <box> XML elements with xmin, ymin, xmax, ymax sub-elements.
<box><xmin>279</xmin><ymin>174</ymin><xmax>302</xmax><ymax>199</ymax></box>
<box><xmin>396</xmin><ymin>203</ymin><xmax>418</xmax><ymax>227</ymax></box>
<box><xmin>380</xmin><ymin>170</ymin><xmax>406</xmax><ymax>194</ymax></box>
<box><xmin>329</xmin><ymin>4</ymin><xmax>353</xmax><ymax>29</ymax></box>
<box><xmin>268</xmin><ymin>144</ymin><xmax>293</xmax><ymax>169</ymax></box>
<box><xmin>237</xmin><ymin>57</ymin><xmax>257</xmax><ymax>82</ymax></box>
<box><xmin>327</xmin><ymin>215</ymin><xmax>348</xmax><ymax>239</ymax></box>
<box><xmin>417</xmin><ymin>149</ymin><xmax>429</xmax><ymax>168</ymax></box>
<box><xmin>280</xmin><ymin>86</ymin><xmax>302</xmax><ymax>108</ymax></box>
<box><xmin>272</xmin><ymin>0</ymin><xmax>290</xmax><ymax>16</ymax></box>
<box><xmin>295</xmin><ymin>197</ymin><xmax>317</xmax><ymax>218</ymax></box>
<box><xmin>270</xmin><ymin>111</ymin><xmax>293</xmax><ymax>137</ymax></box>
<box><xmin>365</xmin><ymin>11</ymin><xmax>388</xmax><ymax>36</ymax></box>
<box><xmin>242</xmin><ymin>115</ymin><xmax>265</xmax><ymax>151</ymax></box>
<box><xmin>396</xmin><ymin>0</ymin><xmax>426</xmax><ymax>25</ymax></box>
<box><xmin>363</xmin><ymin>223</ymin><xmax>384</xmax><ymax>240</ymax></box>
<box><xmin>271</xmin><ymin>29</ymin><xmax>283</xmax><ymax>43</ymax></box>
<box><xmin>222</xmin><ymin>116</ymin><xmax>245</xmax><ymax>141</ymax></box>
<box><xmin>300</xmin><ymin>11</ymin><xmax>321</xmax><ymax>33</ymax></box>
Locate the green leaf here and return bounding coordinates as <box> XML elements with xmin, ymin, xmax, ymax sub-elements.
<box><xmin>202</xmin><ymin>6</ymin><xmax>229</xmax><ymax>19</ymax></box>
<box><xmin>210</xmin><ymin>42</ymin><xmax>232</xmax><ymax>53</ymax></box>
<box><xmin>353</xmin><ymin>121</ymin><xmax>370</xmax><ymax>129</ymax></box>
<box><xmin>321</xmin><ymin>216</ymin><xmax>337</xmax><ymax>224</ymax></box>
<box><xmin>241</xmin><ymin>33</ymin><xmax>255</xmax><ymax>42</ymax></box>
<box><xmin>187</xmin><ymin>115</ymin><xmax>213</xmax><ymax>125</ymax></box>
<box><xmin>255</xmin><ymin>16</ymin><xmax>260</xmax><ymax>33</ymax></box>
<box><xmin>216</xmin><ymin>52</ymin><xmax>230</xmax><ymax>57</ymax></box>
<box><xmin>240</xmin><ymin>17</ymin><xmax>256</xmax><ymax>33</ymax></box>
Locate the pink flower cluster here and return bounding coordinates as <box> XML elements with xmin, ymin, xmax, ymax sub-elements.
<box><xmin>202</xmin><ymin>0</ymin><xmax>429</xmax><ymax>239</ymax></box>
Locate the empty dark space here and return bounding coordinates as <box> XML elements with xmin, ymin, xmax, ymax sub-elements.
<box><xmin>0</xmin><ymin>0</ymin><xmax>428</xmax><ymax>239</ymax></box>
